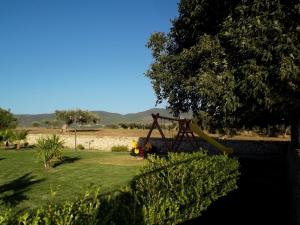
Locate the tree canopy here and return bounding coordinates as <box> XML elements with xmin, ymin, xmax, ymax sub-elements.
<box><xmin>146</xmin><ymin>0</ymin><xmax>300</xmax><ymax>145</ymax></box>
<box><xmin>0</xmin><ymin>108</ymin><xmax>17</xmax><ymax>130</ymax></box>
<box><xmin>55</xmin><ymin>110</ymin><xmax>100</xmax><ymax>127</ymax></box>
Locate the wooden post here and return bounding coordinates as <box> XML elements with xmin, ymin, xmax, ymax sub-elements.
<box><xmin>144</xmin><ymin>114</ymin><xmax>199</xmax><ymax>152</ymax></box>
<box><xmin>143</xmin><ymin>114</ymin><xmax>159</xmax><ymax>147</ymax></box>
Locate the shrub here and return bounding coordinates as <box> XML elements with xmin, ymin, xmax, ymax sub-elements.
<box><xmin>0</xmin><ymin>187</ymin><xmax>142</xmax><ymax>225</ymax></box>
<box><xmin>0</xmin><ymin>189</ymin><xmax>101</xmax><ymax>225</ymax></box>
<box><xmin>77</xmin><ymin>144</ymin><xmax>85</xmax><ymax>150</ymax></box>
<box><xmin>32</xmin><ymin>121</ymin><xmax>40</xmax><ymax>127</ymax></box>
<box><xmin>12</xmin><ymin>130</ymin><xmax>28</xmax><ymax>150</ymax></box>
<box><xmin>0</xmin><ymin>208</ymin><xmax>12</xmax><ymax>224</ymax></box>
<box><xmin>105</xmin><ymin>124</ymin><xmax>118</xmax><ymax>129</ymax></box>
<box><xmin>119</xmin><ymin>123</ymin><xmax>128</xmax><ymax>129</ymax></box>
<box><xmin>111</xmin><ymin>145</ymin><xmax>129</xmax><ymax>152</ymax></box>
<box><xmin>36</xmin><ymin>134</ymin><xmax>64</xmax><ymax>168</ymax></box>
<box><xmin>97</xmin><ymin>187</ymin><xmax>141</xmax><ymax>225</ymax></box>
<box><xmin>130</xmin><ymin>151</ymin><xmax>240</xmax><ymax>225</ymax></box>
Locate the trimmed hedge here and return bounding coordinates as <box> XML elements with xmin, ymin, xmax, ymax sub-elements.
<box><xmin>0</xmin><ymin>152</ymin><xmax>239</xmax><ymax>225</ymax></box>
<box><xmin>0</xmin><ymin>188</ymin><xmax>139</xmax><ymax>225</ymax></box>
<box><xmin>0</xmin><ymin>189</ymin><xmax>101</xmax><ymax>225</ymax></box>
<box><xmin>130</xmin><ymin>152</ymin><xmax>240</xmax><ymax>225</ymax></box>
<box><xmin>77</xmin><ymin>144</ymin><xmax>85</xmax><ymax>150</ymax></box>
<box><xmin>111</xmin><ymin>145</ymin><xmax>129</xmax><ymax>152</ymax></box>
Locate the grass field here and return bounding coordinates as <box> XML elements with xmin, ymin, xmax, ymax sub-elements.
<box><xmin>0</xmin><ymin>149</ymin><xmax>144</xmax><ymax>210</ymax></box>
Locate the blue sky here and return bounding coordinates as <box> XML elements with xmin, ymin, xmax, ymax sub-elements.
<box><xmin>0</xmin><ymin>0</ymin><xmax>178</xmax><ymax>114</ymax></box>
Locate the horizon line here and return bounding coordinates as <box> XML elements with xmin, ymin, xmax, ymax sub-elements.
<box><xmin>13</xmin><ymin>107</ymin><xmax>168</xmax><ymax>116</ymax></box>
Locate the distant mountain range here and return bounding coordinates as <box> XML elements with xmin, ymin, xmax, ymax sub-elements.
<box><xmin>15</xmin><ymin>108</ymin><xmax>193</xmax><ymax>127</ymax></box>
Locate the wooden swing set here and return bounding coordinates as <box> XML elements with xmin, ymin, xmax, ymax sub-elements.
<box><xmin>143</xmin><ymin>113</ymin><xmax>199</xmax><ymax>152</ymax></box>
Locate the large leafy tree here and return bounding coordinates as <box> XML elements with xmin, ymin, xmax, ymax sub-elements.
<box><xmin>146</xmin><ymin>0</ymin><xmax>300</xmax><ymax>147</ymax></box>
<box><xmin>0</xmin><ymin>108</ymin><xmax>17</xmax><ymax>130</ymax></box>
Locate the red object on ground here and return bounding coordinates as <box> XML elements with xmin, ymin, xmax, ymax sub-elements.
<box><xmin>139</xmin><ymin>147</ymin><xmax>144</xmax><ymax>157</ymax></box>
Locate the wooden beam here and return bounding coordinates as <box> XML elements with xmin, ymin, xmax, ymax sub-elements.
<box><xmin>144</xmin><ymin>113</ymin><xmax>170</xmax><ymax>151</ymax></box>
<box><xmin>151</xmin><ymin>113</ymin><xmax>190</xmax><ymax>122</ymax></box>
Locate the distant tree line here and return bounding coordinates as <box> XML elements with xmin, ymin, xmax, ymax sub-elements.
<box><xmin>116</xmin><ymin>115</ymin><xmax>289</xmax><ymax>137</ymax></box>
<box><xmin>0</xmin><ymin>108</ymin><xmax>28</xmax><ymax>149</ymax></box>
<box><xmin>118</xmin><ymin>123</ymin><xmax>152</xmax><ymax>130</ymax></box>
<box><xmin>196</xmin><ymin>111</ymin><xmax>290</xmax><ymax>137</ymax></box>
<box><xmin>31</xmin><ymin>110</ymin><xmax>101</xmax><ymax>130</ymax></box>
<box><xmin>32</xmin><ymin>119</ymin><xmax>62</xmax><ymax>128</ymax></box>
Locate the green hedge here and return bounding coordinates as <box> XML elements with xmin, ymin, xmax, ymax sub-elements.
<box><xmin>111</xmin><ymin>145</ymin><xmax>129</xmax><ymax>152</ymax></box>
<box><xmin>77</xmin><ymin>144</ymin><xmax>85</xmax><ymax>150</ymax></box>
<box><xmin>0</xmin><ymin>152</ymin><xmax>239</xmax><ymax>225</ymax></box>
<box><xmin>130</xmin><ymin>152</ymin><xmax>240</xmax><ymax>225</ymax></box>
<box><xmin>0</xmin><ymin>188</ymin><xmax>139</xmax><ymax>225</ymax></box>
<box><xmin>0</xmin><ymin>189</ymin><xmax>101</xmax><ymax>225</ymax></box>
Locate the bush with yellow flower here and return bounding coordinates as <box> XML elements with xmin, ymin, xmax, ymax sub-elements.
<box><xmin>130</xmin><ymin>140</ymin><xmax>152</xmax><ymax>157</ymax></box>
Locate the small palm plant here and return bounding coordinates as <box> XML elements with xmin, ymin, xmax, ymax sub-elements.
<box><xmin>13</xmin><ymin>130</ymin><xmax>28</xmax><ymax>150</ymax></box>
<box><xmin>36</xmin><ymin>134</ymin><xmax>64</xmax><ymax>168</ymax></box>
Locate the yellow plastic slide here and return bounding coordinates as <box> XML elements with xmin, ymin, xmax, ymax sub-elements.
<box><xmin>190</xmin><ymin>121</ymin><xmax>233</xmax><ymax>155</ymax></box>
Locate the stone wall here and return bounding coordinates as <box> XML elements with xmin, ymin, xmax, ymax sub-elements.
<box><xmin>137</xmin><ymin>137</ymin><xmax>288</xmax><ymax>159</ymax></box>
<box><xmin>28</xmin><ymin>134</ymin><xmax>288</xmax><ymax>158</ymax></box>
<box><xmin>27</xmin><ymin>134</ymin><xmax>139</xmax><ymax>151</ymax></box>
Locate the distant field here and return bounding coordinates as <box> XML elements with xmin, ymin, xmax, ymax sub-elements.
<box><xmin>23</xmin><ymin>127</ymin><xmax>291</xmax><ymax>142</ymax></box>
<box><xmin>0</xmin><ymin>150</ymin><xmax>144</xmax><ymax>210</ymax></box>
<box><xmin>22</xmin><ymin>127</ymin><xmax>163</xmax><ymax>137</ymax></box>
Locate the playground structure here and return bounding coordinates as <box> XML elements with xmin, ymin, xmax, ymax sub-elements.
<box><xmin>144</xmin><ymin>113</ymin><xmax>233</xmax><ymax>155</ymax></box>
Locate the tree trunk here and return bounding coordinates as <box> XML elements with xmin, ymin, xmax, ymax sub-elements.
<box><xmin>61</xmin><ymin>124</ymin><xmax>68</xmax><ymax>133</ymax></box>
<box><xmin>291</xmin><ymin>115</ymin><xmax>300</xmax><ymax>148</ymax></box>
<box><xmin>75</xmin><ymin>128</ymin><xmax>77</xmax><ymax>151</ymax></box>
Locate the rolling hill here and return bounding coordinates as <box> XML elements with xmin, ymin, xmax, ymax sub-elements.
<box><xmin>15</xmin><ymin>108</ymin><xmax>193</xmax><ymax>127</ymax></box>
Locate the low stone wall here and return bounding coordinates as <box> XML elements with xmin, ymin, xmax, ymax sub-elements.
<box><xmin>137</xmin><ymin>137</ymin><xmax>288</xmax><ymax>159</ymax></box>
<box><xmin>213</xmin><ymin>139</ymin><xmax>288</xmax><ymax>159</ymax></box>
<box><xmin>27</xmin><ymin>134</ymin><xmax>139</xmax><ymax>151</ymax></box>
<box><xmin>28</xmin><ymin>134</ymin><xmax>288</xmax><ymax>158</ymax></box>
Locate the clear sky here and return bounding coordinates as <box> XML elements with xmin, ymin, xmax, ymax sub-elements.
<box><xmin>0</xmin><ymin>0</ymin><xmax>179</xmax><ymax>115</ymax></box>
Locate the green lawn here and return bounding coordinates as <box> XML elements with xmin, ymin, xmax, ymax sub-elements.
<box><xmin>0</xmin><ymin>149</ymin><xmax>143</xmax><ymax>210</ymax></box>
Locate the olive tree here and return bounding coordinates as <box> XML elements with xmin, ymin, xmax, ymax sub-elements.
<box><xmin>55</xmin><ymin>109</ymin><xmax>100</xmax><ymax>150</ymax></box>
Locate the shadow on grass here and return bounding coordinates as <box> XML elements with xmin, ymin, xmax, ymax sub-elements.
<box><xmin>0</xmin><ymin>173</ymin><xmax>45</xmax><ymax>206</ymax></box>
<box><xmin>0</xmin><ymin>158</ymin><xmax>5</xmax><ymax>161</ymax></box>
<box><xmin>53</xmin><ymin>156</ymin><xmax>81</xmax><ymax>168</ymax></box>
